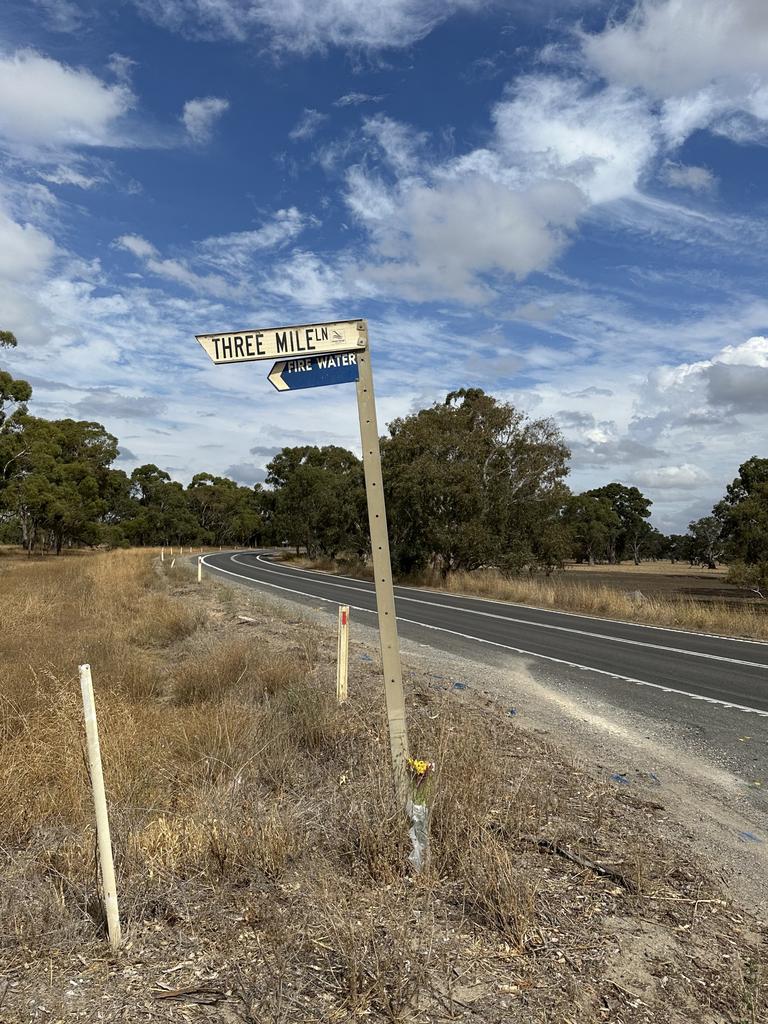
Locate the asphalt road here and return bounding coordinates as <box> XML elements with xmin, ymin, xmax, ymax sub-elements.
<box><xmin>201</xmin><ymin>550</ymin><xmax>768</xmax><ymax>716</ymax></box>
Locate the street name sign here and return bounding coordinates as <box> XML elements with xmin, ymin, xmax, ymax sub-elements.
<box><xmin>196</xmin><ymin>318</ymin><xmax>366</xmax><ymax>365</ymax></box>
<box><xmin>268</xmin><ymin>351</ymin><xmax>360</xmax><ymax>392</ymax></box>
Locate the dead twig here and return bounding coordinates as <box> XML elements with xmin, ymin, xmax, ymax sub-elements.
<box><xmin>526</xmin><ymin>836</ymin><xmax>638</xmax><ymax>893</ymax></box>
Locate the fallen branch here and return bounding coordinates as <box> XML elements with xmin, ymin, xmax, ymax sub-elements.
<box><xmin>527</xmin><ymin>837</ymin><xmax>638</xmax><ymax>893</ymax></box>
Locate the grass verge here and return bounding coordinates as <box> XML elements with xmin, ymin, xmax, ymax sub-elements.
<box><xmin>288</xmin><ymin>555</ymin><xmax>768</xmax><ymax>640</ymax></box>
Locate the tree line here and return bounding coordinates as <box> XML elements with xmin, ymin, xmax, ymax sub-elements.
<box><xmin>1</xmin><ymin>333</ymin><xmax>766</xmax><ymax>593</ymax></box>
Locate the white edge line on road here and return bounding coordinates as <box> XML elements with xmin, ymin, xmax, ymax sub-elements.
<box><xmin>201</xmin><ymin>555</ymin><xmax>768</xmax><ymax>718</ymax></box>
<box><xmin>254</xmin><ymin>552</ymin><xmax>768</xmax><ymax>647</ymax></box>
<box><xmin>230</xmin><ymin>556</ymin><xmax>768</xmax><ymax>671</ymax></box>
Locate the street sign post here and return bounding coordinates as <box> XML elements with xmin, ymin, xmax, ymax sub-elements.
<box><xmin>196</xmin><ymin>317</ymin><xmax>410</xmax><ymax>806</ymax></box>
<box><xmin>196</xmin><ymin>318</ymin><xmax>367</xmax><ymax>365</ymax></box>
<box><xmin>268</xmin><ymin>351</ymin><xmax>360</xmax><ymax>392</ymax></box>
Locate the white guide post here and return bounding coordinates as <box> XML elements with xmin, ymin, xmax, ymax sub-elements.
<box><xmin>79</xmin><ymin>664</ymin><xmax>121</xmax><ymax>949</ymax></box>
<box><xmin>336</xmin><ymin>605</ymin><xmax>350</xmax><ymax>703</ymax></box>
<box><xmin>197</xmin><ymin>556</ymin><xmax>202</xmax><ymax>583</ymax></box>
<box><xmin>355</xmin><ymin>335</ymin><xmax>410</xmax><ymax>806</ymax></box>
<box><xmin>160</xmin><ymin>547</ymin><xmax>164</xmax><ymax>562</ymax></box>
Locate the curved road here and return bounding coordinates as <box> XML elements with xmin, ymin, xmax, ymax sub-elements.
<box><xmin>201</xmin><ymin>550</ymin><xmax>768</xmax><ymax>717</ymax></box>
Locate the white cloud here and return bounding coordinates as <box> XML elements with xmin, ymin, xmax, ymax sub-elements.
<box><xmin>196</xmin><ymin>208</ymin><xmax>311</xmax><ymax>272</ymax></box>
<box><xmin>583</xmin><ymin>0</ymin><xmax>768</xmax><ymax>143</ymax></box>
<box><xmin>348</xmin><ymin>174</ymin><xmax>585</xmax><ymax>302</ymax></box>
<box><xmin>584</xmin><ymin>0</ymin><xmax>768</xmax><ymax>97</ymax></box>
<box><xmin>262</xmin><ymin>250</ymin><xmax>353</xmax><ymax>309</ymax></box>
<box><xmin>38</xmin><ymin>164</ymin><xmax>104</xmax><ymax>189</ymax></box>
<box><xmin>107</xmin><ymin>53</ymin><xmax>137</xmax><ymax>85</ymax></box>
<box><xmin>342</xmin><ymin>79</ymin><xmax>657</xmax><ymax>302</ymax></box>
<box><xmin>0</xmin><ymin>205</ymin><xmax>56</xmax><ymax>280</ymax></box>
<box><xmin>491</xmin><ymin>75</ymin><xmax>658</xmax><ymax>204</ymax></box>
<box><xmin>133</xmin><ymin>0</ymin><xmax>488</xmax><ymax>52</ymax></box>
<box><xmin>634</xmin><ymin>464</ymin><xmax>710</xmax><ymax>490</ymax></box>
<box><xmin>115</xmin><ymin>233</ymin><xmax>236</xmax><ymax>297</ymax></box>
<box><xmin>660</xmin><ymin>161</ymin><xmax>717</xmax><ymax>193</ymax></box>
<box><xmin>334</xmin><ymin>92</ymin><xmax>383</xmax><ymax>106</ymax></box>
<box><xmin>289</xmin><ymin>108</ymin><xmax>328</xmax><ymax>141</ymax></box>
<box><xmin>181</xmin><ymin>96</ymin><xmax>229</xmax><ymax>144</ymax></box>
<box><xmin>362</xmin><ymin>114</ymin><xmax>427</xmax><ymax>176</ymax></box>
<box><xmin>33</xmin><ymin>0</ymin><xmax>85</xmax><ymax>33</ymax></box>
<box><xmin>0</xmin><ymin>49</ymin><xmax>133</xmax><ymax>158</ymax></box>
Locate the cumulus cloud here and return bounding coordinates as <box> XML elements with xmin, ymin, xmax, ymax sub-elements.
<box><xmin>651</xmin><ymin>336</ymin><xmax>768</xmax><ymax>415</ymax></box>
<box><xmin>584</xmin><ymin>0</ymin><xmax>768</xmax><ymax>97</ymax></box>
<box><xmin>0</xmin><ymin>205</ymin><xmax>56</xmax><ymax>280</ymax></box>
<box><xmin>583</xmin><ymin>0</ymin><xmax>768</xmax><ymax>143</ymax></box>
<box><xmin>339</xmin><ymin>75</ymin><xmax>667</xmax><ymax>302</ymax></box>
<box><xmin>491</xmin><ymin>75</ymin><xmax>658</xmax><ymax>204</ymax></box>
<box><xmin>181</xmin><ymin>96</ymin><xmax>229</xmax><ymax>144</ymax></box>
<box><xmin>347</xmin><ymin>172</ymin><xmax>585</xmax><ymax>302</ymax></box>
<box><xmin>133</xmin><ymin>0</ymin><xmax>488</xmax><ymax>52</ymax></box>
<box><xmin>0</xmin><ymin>49</ymin><xmax>134</xmax><ymax>158</ymax></box>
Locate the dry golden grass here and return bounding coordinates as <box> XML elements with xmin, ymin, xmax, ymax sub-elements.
<box><xmin>426</xmin><ymin>567</ymin><xmax>768</xmax><ymax>640</ymax></box>
<box><xmin>0</xmin><ymin>549</ymin><xmax>764</xmax><ymax>1023</ymax></box>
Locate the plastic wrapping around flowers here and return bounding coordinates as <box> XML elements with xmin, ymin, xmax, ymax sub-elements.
<box><xmin>406</xmin><ymin>756</ymin><xmax>435</xmax><ymax>872</ymax></box>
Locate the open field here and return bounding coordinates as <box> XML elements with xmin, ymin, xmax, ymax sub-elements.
<box><xmin>0</xmin><ymin>550</ymin><xmax>765</xmax><ymax>1022</ymax></box>
<box><xmin>563</xmin><ymin>560</ymin><xmax>757</xmax><ymax>606</ymax></box>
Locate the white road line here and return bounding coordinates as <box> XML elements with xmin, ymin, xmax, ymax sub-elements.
<box><xmin>201</xmin><ymin>554</ymin><xmax>768</xmax><ymax>718</ymax></box>
<box><xmin>231</xmin><ymin>556</ymin><xmax>768</xmax><ymax>671</ymax></box>
<box><xmin>254</xmin><ymin>552</ymin><xmax>768</xmax><ymax>647</ymax></box>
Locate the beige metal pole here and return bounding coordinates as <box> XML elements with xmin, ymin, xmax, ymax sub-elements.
<box><xmin>79</xmin><ymin>664</ymin><xmax>121</xmax><ymax>949</ymax></box>
<box><xmin>355</xmin><ymin>336</ymin><xmax>410</xmax><ymax>805</ymax></box>
<box><xmin>336</xmin><ymin>605</ymin><xmax>350</xmax><ymax>703</ymax></box>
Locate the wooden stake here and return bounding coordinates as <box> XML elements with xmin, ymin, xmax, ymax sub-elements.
<box><xmin>355</xmin><ymin>336</ymin><xmax>410</xmax><ymax>805</ymax></box>
<box><xmin>336</xmin><ymin>605</ymin><xmax>350</xmax><ymax>703</ymax></box>
<box><xmin>79</xmin><ymin>664</ymin><xmax>121</xmax><ymax>949</ymax></box>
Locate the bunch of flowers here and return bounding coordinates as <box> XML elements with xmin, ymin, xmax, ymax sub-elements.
<box><xmin>406</xmin><ymin>755</ymin><xmax>435</xmax><ymax>803</ymax></box>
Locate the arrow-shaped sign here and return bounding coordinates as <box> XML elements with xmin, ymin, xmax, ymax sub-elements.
<box><xmin>268</xmin><ymin>352</ymin><xmax>360</xmax><ymax>392</ymax></box>
<box><xmin>196</xmin><ymin>318</ymin><xmax>366</xmax><ymax>364</ymax></box>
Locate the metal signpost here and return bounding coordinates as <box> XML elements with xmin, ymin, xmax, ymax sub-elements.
<box><xmin>195</xmin><ymin>318</ymin><xmax>410</xmax><ymax>805</ymax></box>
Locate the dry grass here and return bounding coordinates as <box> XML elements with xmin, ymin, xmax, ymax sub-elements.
<box><xmin>0</xmin><ymin>549</ymin><xmax>764</xmax><ymax>1023</ymax></box>
<box><xmin>420</xmin><ymin>567</ymin><xmax>768</xmax><ymax>640</ymax></box>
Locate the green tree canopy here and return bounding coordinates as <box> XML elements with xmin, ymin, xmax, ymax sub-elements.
<box><xmin>381</xmin><ymin>388</ymin><xmax>571</xmax><ymax>575</ymax></box>
<box><xmin>585</xmin><ymin>482</ymin><xmax>653</xmax><ymax>564</ymax></box>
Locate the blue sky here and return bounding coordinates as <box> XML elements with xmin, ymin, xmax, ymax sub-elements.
<box><xmin>1</xmin><ymin>0</ymin><xmax>768</xmax><ymax>532</ymax></box>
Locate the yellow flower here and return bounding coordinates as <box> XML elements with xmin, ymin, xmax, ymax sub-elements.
<box><xmin>407</xmin><ymin>756</ymin><xmax>433</xmax><ymax>777</ymax></box>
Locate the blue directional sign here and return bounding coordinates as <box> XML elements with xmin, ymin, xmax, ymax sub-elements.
<box><xmin>268</xmin><ymin>351</ymin><xmax>360</xmax><ymax>392</ymax></box>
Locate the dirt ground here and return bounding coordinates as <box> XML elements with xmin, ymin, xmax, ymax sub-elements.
<box><xmin>1</xmin><ymin>557</ymin><xmax>766</xmax><ymax>1024</ymax></box>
